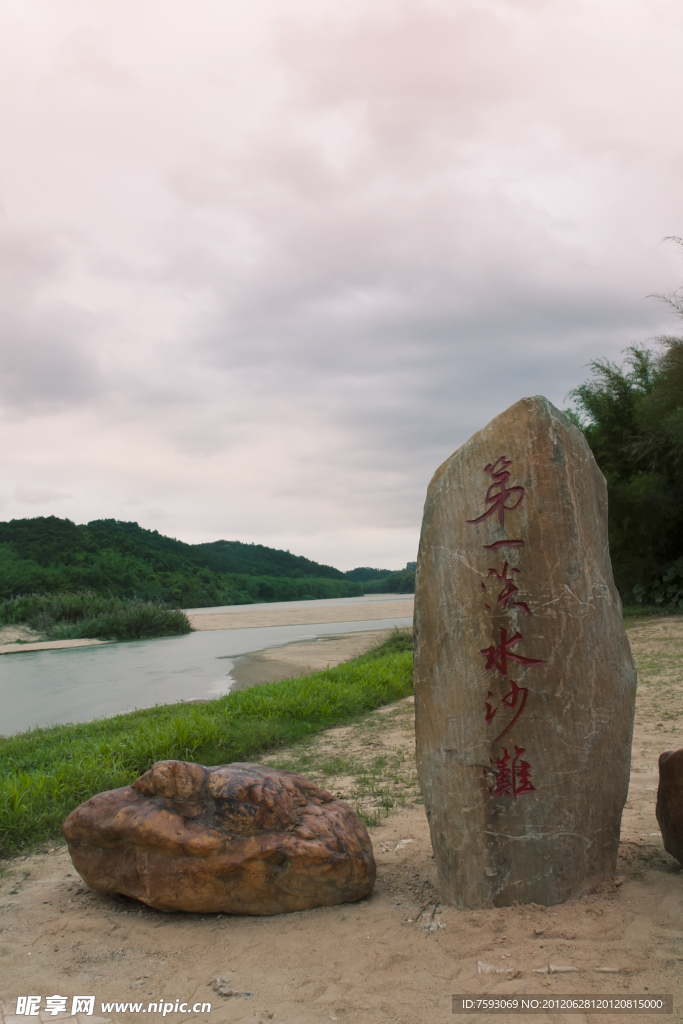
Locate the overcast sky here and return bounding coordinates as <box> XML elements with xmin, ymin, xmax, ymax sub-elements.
<box><xmin>1</xmin><ymin>0</ymin><xmax>683</xmax><ymax>570</ymax></box>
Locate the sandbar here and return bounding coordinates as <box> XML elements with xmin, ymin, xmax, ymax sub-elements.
<box><xmin>187</xmin><ymin>597</ymin><xmax>414</xmax><ymax>631</ymax></box>
<box><xmin>229</xmin><ymin>628</ymin><xmax>399</xmax><ymax>690</ymax></box>
<box><xmin>0</xmin><ymin>638</ymin><xmax>113</xmax><ymax>656</ymax></box>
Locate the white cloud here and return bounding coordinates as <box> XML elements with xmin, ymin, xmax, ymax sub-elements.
<box><xmin>1</xmin><ymin>0</ymin><xmax>682</xmax><ymax>567</ymax></box>
<box><xmin>14</xmin><ymin>484</ymin><xmax>72</xmax><ymax>505</ymax></box>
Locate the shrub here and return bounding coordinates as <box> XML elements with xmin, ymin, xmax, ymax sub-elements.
<box><xmin>633</xmin><ymin>557</ymin><xmax>683</xmax><ymax>609</ymax></box>
<box><xmin>0</xmin><ymin>592</ymin><xmax>191</xmax><ymax>641</ymax></box>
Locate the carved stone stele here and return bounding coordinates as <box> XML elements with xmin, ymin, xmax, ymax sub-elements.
<box><xmin>63</xmin><ymin>761</ymin><xmax>375</xmax><ymax>914</ymax></box>
<box><xmin>414</xmin><ymin>396</ymin><xmax>637</xmax><ymax>908</ymax></box>
<box><xmin>656</xmin><ymin>748</ymin><xmax>683</xmax><ymax>865</ymax></box>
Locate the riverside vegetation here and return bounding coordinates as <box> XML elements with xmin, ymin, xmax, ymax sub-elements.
<box><xmin>0</xmin><ymin>592</ymin><xmax>191</xmax><ymax>642</ymax></box>
<box><xmin>0</xmin><ymin>630</ymin><xmax>413</xmax><ymax>857</ymax></box>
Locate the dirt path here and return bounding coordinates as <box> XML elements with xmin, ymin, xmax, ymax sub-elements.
<box><xmin>0</xmin><ymin>617</ymin><xmax>681</xmax><ymax>1024</ymax></box>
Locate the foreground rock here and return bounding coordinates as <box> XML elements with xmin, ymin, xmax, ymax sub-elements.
<box><xmin>414</xmin><ymin>396</ymin><xmax>637</xmax><ymax>908</ymax></box>
<box><xmin>657</xmin><ymin>748</ymin><xmax>683</xmax><ymax>865</ymax></box>
<box><xmin>63</xmin><ymin>760</ymin><xmax>375</xmax><ymax>914</ymax></box>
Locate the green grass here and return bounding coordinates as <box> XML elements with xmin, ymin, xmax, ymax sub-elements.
<box><xmin>0</xmin><ymin>630</ymin><xmax>413</xmax><ymax>858</ymax></box>
<box><xmin>622</xmin><ymin>603</ymin><xmax>683</xmax><ymax>621</ymax></box>
<box><xmin>272</xmin><ymin>740</ymin><xmax>420</xmax><ymax>830</ymax></box>
<box><xmin>0</xmin><ymin>592</ymin><xmax>191</xmax><ymax>642</ymax></box>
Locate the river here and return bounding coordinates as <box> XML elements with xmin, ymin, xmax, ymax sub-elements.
<box><xmin>0</xmin><ymin>596</ymin><xmax>412</xmax><ymax>736</ymax></box>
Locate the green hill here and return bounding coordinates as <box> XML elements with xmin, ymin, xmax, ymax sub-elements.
<box><xmin>0</xmin><ymin>517</ymin><xmax>362</xmax><ymax>607</ymax></box>
<box><xmin>191</xmin><ymin>538</ymin><xmax>345</xmax><ymax>580</ymax></box>
<box><xmin>343</xmin><ymin>566</ymin><xmax>393</xmax><ymax>582</ymax></box>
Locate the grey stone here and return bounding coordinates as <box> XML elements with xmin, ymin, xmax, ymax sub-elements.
<box><xmin>414</xmin><ymin>395</ymin><xmax>637</xmax><ymax>908</ymax></box>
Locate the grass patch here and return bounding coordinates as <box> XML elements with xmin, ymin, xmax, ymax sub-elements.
<box><xmin>626</xmin><ymin>617</ymin><xmax>683</xmax><ymax>724</ymax></box>
<box><xmin>0</xmin><ymin>592</ymin><xmax>191</xmax><ymax>642</ymax></box>
<box><xmin>260</xmin><ymin>649</ymin><xmax>419</xmax><ymax>830</ymax></box>
<box><xmin>623</xmin><ymin>603</ymin><xmax>683</xmax><ymax>622</ymax></box>
<box><xmin>271</xmin><ymin>737</ymin><xmax>420</xmax><ymax>830</ymax></box>
<box><xmin>0</xmin><ymin>630</ymin><xmax>413</xmax><ymax>857</ymax></box>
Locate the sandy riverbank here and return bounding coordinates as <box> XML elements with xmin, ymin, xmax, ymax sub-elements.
<box><xmin>0</xmin><ymin>622</ymin><xmax>112</xmax><ymax>655</ymax></box>
<box><xmin>0</xmin><ymin>638</ymin><xmax>113</xmax><ymax>655</ymax></box>
<box><xmin>228</xmin><ymin>628</ymin><xmax>399</xmax><ymax>690</ymax></box>
<box><xmin>0</xmin><ymin>617</ymin><xmax>681</xmax><ymax>1024</ymax></box>
<box><xmin>0</xmin><ymin>597</ymin><xmax>413</xmax><ymax>657</ymax></box>
<box><xmin>187</xmin><ymin>598</ymin><xmax>414</xmax><ymax>631</ymax></box>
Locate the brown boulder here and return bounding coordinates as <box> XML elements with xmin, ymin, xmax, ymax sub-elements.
<box><xmin>414</xmin><ymin>396</ymin><xmax>637</xmax><ymax>908</ymax></box>
<box><xmin>62</xmin><ymin>760</ymin><xmax>375</xmax><ymax>914</ymax></box>
<box><xmin>656</xmin><ymin>749</ymin><xmax>683</xmax><ymax>865</ymax></box>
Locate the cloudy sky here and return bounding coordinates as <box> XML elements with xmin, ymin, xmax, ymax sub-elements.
<box><xmin>1</xmin><ymin>0</ymin><xmax>683</xmax><ymax>570</ymax></box>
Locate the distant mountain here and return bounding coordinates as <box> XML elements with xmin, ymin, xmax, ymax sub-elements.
<box><xmin>358</xmin><ymin>569</ymin><xmax>416</xmax><ymax>595</ymax></box>
<box><xmin>343</xmin><ymin>564</ymin><xmax>416</xmax><ymax>593</ymax></box>
<box><xmin>0</xmin><ymin>517</ymin><xmax>358</xmax><ymax>606</ymax></box>
<box><xmin>343</xmin><ymin>566</ymin><xmax>394</xmax><ymax>582</ymax></box>
<box><xmin>191</xmin><ymin>539</ymin><xmax>345</xmax><ymax>579</ymax></box>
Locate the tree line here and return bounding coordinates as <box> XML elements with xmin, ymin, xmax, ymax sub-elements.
<box><xmin>569</xmin><ymin>265</ymin><xmax>683</xmax><ymax>607</ymax></box>
<box><xmin>0</xmin><ymin>516</ymin><xmax>414</xmax><ymax>606</ymax></box>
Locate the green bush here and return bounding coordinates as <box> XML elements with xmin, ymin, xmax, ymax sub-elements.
<box><xmin>0</xmin><ymin>632</ymin><xmax>413</xmax><ymax>856</ymax></box>
<box><xmin>0</xmin><ymin>592</ymin><xmax>191</xmax><ymax>641</ymax></box>
<box><xmin>633</xmin><ymin>557</ymin><xmax>683</xmax><ymax>609</ymax></box>
<box><xmin>361</xmin><ymin>569</ymin><xmax>415</xmax><ymax>594</ymax></box>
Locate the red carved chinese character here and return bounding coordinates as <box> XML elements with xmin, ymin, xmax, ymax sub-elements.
<box><xmin>486</xmin><ymin>745</ymin><xmax>535</xmax><ymax>799</ymax></box>
<box><xmin>512</xmin><ymin>748</ymin><xmax>536</xmax><ymax>796</ymax></box>
<box><xmin>484</xmin><ymin>695</ymin><xmax>498</xmax><ymax>724</ymax></box>
<box><xmin>485</xmin><ymin>678</ymin><xmax>529</xmax><ymax>742</ymax></box>
<box><xmin>480</xmin><ymin>627</ymin><xmax>545</xmax><ymax>676</ymax></box>
<box><xmin>489</xmin><ymin>747</ymin><xmax>512</xmax><ymax>796</ymax></box>
<box><xmin>467</xmin><ymin>456</ymin><xmax>525</xmax><ymax>526</ymax></box>
<box><xmin>483</xmin><ymin>561</ymin><xmax>531</xmax><ymax>614</ymax></box>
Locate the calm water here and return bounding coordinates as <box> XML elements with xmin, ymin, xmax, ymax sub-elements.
<box><xmin>0</xmin><ymin>613</ymin><xmax>411</xmax><ymax>736</ymax></box>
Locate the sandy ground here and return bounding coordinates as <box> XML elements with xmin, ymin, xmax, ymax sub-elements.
<box><xmin>1</xmin><ymin>617</ymin><xmax>682</xmax><ymax>1024</ymax></box>
<box><xmin>0</xmin><ymin>625</ymin><xmax>44</xmax><ymax>644</ymax></box>
<box><xmin>229</xmin><ymin>630</ymin><xmax>398</xmax><ymax>690</ymax></box>
<box><xmin>187</xmin><ymin>600</ymin><xmax>414</xmax><ymax>631</ymax></box>
<box><xmin>0</xmin><ymin>639</ymin><xmax>112</xmax><ymax>656</ymax></box>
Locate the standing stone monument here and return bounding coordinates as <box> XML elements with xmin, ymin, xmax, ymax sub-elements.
<box><xmin>414</xmin><ymin>396</ymin><xmax>637</xmax><ymax>908</ymax></box>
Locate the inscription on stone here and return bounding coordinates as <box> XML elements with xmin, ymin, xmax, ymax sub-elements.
<box><xmin>414</xmin><ymin>396</ymin><xmax>637</xmax><ymax>907</ymax></box>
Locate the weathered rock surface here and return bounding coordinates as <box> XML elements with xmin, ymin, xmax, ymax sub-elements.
<box><xmin>656</xmin><ymin>748</ymin><xmax>683</xmax><ymax>865</ymax></box>
<box><xmin>62</xmin><ymin>760</ymin><xmax>375</xmax><ymax>914</ymax></box>
<box><xmin>414</xmin><ymin>396</ymin><xmax>637</xmax><ymax>908</ymax></box>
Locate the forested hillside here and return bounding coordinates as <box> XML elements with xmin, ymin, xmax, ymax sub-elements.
<box><xmin>569</xmin><ymin>336</ymin><xmax>683</xmax><ymax>606</ymax></box>
<box><xmin>0</xmin><ymin>517</ymin><xmax>365</xmax><ymax>606</ymax></box>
